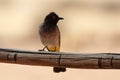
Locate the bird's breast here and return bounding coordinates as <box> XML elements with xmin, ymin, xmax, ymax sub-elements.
<box><xmin>39</xmin><ymin>25</ymin><xmax>60</xmax><ymax>46</ymax></box>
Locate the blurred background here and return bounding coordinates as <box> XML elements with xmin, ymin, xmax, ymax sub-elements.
<box><xmin>0</xmin><ymin>0</ymin><xmax>120</xmax><ymax>80</ymax></box>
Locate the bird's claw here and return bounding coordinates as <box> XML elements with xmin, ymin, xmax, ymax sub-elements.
<box><xmin>38</xmin><ymin>49</ymin><xmax>45</xmax><ymax>51</ymax></box>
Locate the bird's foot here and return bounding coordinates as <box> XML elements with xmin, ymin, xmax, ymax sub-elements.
<box><xmin>38</xmin><ymin>46</ymin><xmax>47</xmax><ymax>51</ymax></box>
<box><xmin>38</xmin><ymin>49</ymin><xmax>45</xmax><ymax>51</ymax></box>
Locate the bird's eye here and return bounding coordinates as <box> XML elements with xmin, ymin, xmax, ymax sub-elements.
<box><xmin>52</xmin><ymin>16</ymin><xmax>56</xmax><ymax>20</ymax></box>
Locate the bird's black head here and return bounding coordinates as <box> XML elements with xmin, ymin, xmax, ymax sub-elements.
<box><xmin>44</xmin><ymin>12</ymin><xmax>64</xmax><ymax>25</ymax></box>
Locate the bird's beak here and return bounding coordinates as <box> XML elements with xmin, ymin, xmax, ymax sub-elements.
<box><xmin>59</xmin><ymin>17</ymin><xmax>64</xmax><ymax>20</ymax></box>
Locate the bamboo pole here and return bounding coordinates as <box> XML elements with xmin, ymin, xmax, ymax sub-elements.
<box><xmin>0</xmin><ymin>48</ymin><xmax>120</xmax><ymax>69</ymax></box>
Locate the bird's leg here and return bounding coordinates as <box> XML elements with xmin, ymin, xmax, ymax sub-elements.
<box><xmin>46</xmin><ymin>46</ymin><xmax>50</xmax><ymax>52</ymax></box>
<box><xmin>38</xmin><ymin>46</ymin><xmax>47</xmax><ymax>51</ymax></box>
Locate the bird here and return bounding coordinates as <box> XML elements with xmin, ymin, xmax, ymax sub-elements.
<box><xmin>39</xmin><ymin>12</ymin><xmax>66</xmax><ymax>73</ymax></box>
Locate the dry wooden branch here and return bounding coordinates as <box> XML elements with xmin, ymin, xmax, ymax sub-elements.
<box><xmin>0</xmin><ymin>48</ymin><xmax>120</xmax><ymax>69</ymax></box>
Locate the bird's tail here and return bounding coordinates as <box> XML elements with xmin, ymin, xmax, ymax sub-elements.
<box><xmin>47</xmin><ymin>46</ymin><xmax>66</xmax><ymax>73</ymax></box>
<box><xmin>53</xmin><ymin>67</ymin><xmax>66</xmax><ymax>73</ymax></box>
